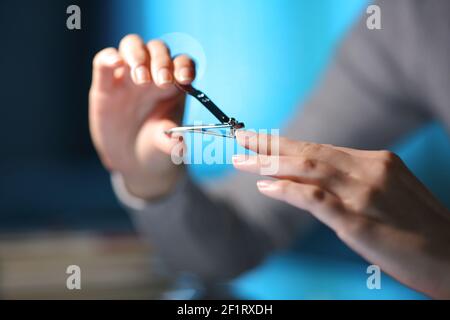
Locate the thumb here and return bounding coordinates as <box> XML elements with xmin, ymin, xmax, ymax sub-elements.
<box><xmin>153</xmin><ymin>119</ymin><xmax>186</xmax><ymax>156</ymax></box>
<box><xmin>136</xmin><ymin>119</ymin><xmax>185</xmax><ymax>163</ymax></box>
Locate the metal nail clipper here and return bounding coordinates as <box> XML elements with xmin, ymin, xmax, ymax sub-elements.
<box><xmin>165</xmin><ymin>84</ymin><xmax>245</xmax><ymax>139</ymax></box>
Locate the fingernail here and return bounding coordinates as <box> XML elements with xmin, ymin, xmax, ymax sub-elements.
<box><xmin>257</xmin><ymin>180</ymin><xmax>275</xmax><ymax>190</ymax></box>
<box><xmin>158</xmin><ymin>68</ymin><xmax>172</xmax><ymax>85</ymax></box>
<box><xmin>134</xmin><ymin>65</ymin><xmax>150</xmax><ymax>84</ymax></box>
<box><xmin>178</xmin><ymin>67</ymin><xmax>193</xmax><ymax>83</ymax></box>
<box><xmin>236</xmin><ymin>130</ymin><xmax>256</xmax><ymax>139</ymax></box>
<box><xmin>232</xmin><ymin>154</ymin><xmax>247</xmax><ymax>164</ymax></box>
<box><xmin>235</xmin><ymin>130</ymin><xmax>257</xmax><ymax>147</ymax></box>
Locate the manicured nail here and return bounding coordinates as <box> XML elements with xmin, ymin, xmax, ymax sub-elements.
<box><xmin>158</xmin><ymin>68</ymin><xmax>172</xmax><ymax>85</ymax></box>
<box><xmin>134</xmin><ymin>65</ymin><xmax>150</xmax><ymax>84</ymax></box>
<box><xmin>232</xmin><ymin>154</ymin><xmax>248</xmax><ymax>164</ymax></box>
<box><xmin>236</xmin><ymin>130</ymin><xmax>256</xmax><ymax>139</ymax></box>
<box><xmin>235</xmin><ymin>131</ymin><xmax>258</xmax><ymax>148</ymax></box>
<box><xmin>257</xmin><ymin>180</ymin><xmax>275</xmax><ymax>190</ymax></box>
<box><xmin>178</xmin><ymin>67</ymin><xmax>193</xmax><ymax>83</ymax></box>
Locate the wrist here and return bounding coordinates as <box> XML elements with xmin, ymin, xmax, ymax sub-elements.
<box><xmin>121</xmin><ymin>165</ymin><xmax>184</xmax><ymax>201</ymax></box>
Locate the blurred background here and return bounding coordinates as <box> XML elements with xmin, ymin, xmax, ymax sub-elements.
<box><xmin>0</xmin><ymin>0</ymin><xmax>449</xmax><ymax>299</ymax></box>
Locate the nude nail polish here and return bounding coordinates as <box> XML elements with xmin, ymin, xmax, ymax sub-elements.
<box><xmin>257</xmin><ymin>180</ymin><xmax>274</xmax><ymax>190</ymax></box>
<box><xmin>134</xmin><ymin>65</ymin><xmax>150</xmax><ymax>84</ymax></box>
<box><xmin>158</xmin><ymin>68</ymin><xmax>172</xmax><ymax>85</ymax></box>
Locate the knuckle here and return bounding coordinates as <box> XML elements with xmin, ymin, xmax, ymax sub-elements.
<box><xmin>358</xmin><ymin>184</ymin><xmax>382</xmax><ymax>209</ymax></box>
<box><xmin>372</xmin><ymin>150</ymin><xmax>399</xmax><ymax>184</ymax></box>
<box><xmin>147</xmin><ymin>39</ymin><xmax>170</xmax><ymax>55</ymax></box>
<box><xmin>153</xmin><ymin>55</ymin><xmax>172</xmax><ymax>67</ymax></box>
<box><xmin>328</xmin><ymin>198</ymin><xmax>343</xmax><ymax>212</ymax></box>
<box><xmin>322</xmin><ymin>167</ymin><xmax>339</xmax><ymax>186</ymax></box>
<box><xmin>308</xmin><ymin>186</ymin><xmax>326</xmax><ymax>202</ymax></box>
<box><xmin>133</xmin><ymin>52</ymin><xmax>147</xmax><ymax>65</ymax></box>
<box><xmin>299</xmin><ymin>142</ymin><xmax>322</xmax><ymax>157</ymax></box>
<box><xmin>378</xmin><ymin>150</ymin><xmax>400</xmax><ymax>169</ymax></box>
<box><xmin>299</xmin><ymin>158</ymin><xmax>317</xmax><ymax>171</ymax></box>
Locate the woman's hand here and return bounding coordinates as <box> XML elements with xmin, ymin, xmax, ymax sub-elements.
<box><xmin>232</xmin><ymin>131</ymin><xmax>450</xmax><ymax>299</ymax></box>
<box><xmin>89</xmin><ymin>35</ymin><xmax>195</xmax><ymax>199</ymax></box>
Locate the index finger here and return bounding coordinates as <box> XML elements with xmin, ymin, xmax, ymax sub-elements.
<box><xmin>119</xmin><ymin>34</ymin><xmax>151</xmax><ymax>85</ymax></box>
<box><xmin>147</xmin><ymin>39</ymin><xmax>174</xmax><ymax>88</ymax></box>
<box><xmin>235</xmin><ymin>130</ymin><xmax>356</xmax><ymax>172</ymax></box>
<box><xmin>235</xmin><ymin>130</ymin><xmax>309</xmax><ymax>156</ymax></box>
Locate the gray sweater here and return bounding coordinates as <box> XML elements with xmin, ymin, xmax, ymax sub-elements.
<box><xmin>112</xmin><ymin>0</ymin><xmax>450</xmax><ymax>281</ymax></box>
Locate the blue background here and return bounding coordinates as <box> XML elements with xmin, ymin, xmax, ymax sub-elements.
<box><xmin>111</xmin><ymin>0</ymin><xmax>450</xmax><ymax>299</ymax></box>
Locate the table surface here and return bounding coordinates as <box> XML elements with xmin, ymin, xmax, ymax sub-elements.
<box><xmin>0</xmin><ymin>231</ymin><xmax>170</xmax><ymax>299</ymax></box>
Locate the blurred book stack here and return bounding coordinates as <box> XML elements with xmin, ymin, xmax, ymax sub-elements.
<box><xmin>0</xmin><ymin>231</ymin><xmax>170</xmax><ymax>299</ymax></box>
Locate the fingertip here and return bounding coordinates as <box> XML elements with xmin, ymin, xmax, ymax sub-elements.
<box><xmin>173</xmin><ymin>54</ymin><xmax>196</xmax><ymax>84</ymax></box>
<box><xmin>256</xmin><ymin>179</ymin><xmax>281</xmax><ymax>198</ymax></box>
<box><xmin>102</xmin><ymin>56</ymin><xmax>123</xmax><ymax>69</ymax></box>
<box><xmin>231</xmin><ymin>154</ymin><xmax>250</xmax><ymax>170</ymax></box>
<box><xmin>154</xmin><ymin>120</ymin><xmax>183</xmax><ymax>155</ymax></box>
<box><xmin>235</xmin><ymin>130</ymin><xmax>256</xmax><ymax>147</ymax></box>
<box><xmin>235</xmin><ymin>130</ymin><xmax>245</xmax><ymax>144</ymax></box>
<box><xmin>256</xmin><ymin>179</ymin><xmax>276</xmax><ymax>190</ymax></box>
<box><xmin>231</xmin><ymin>154</ymin><xmax>247</xmax><ymax>167</ymax></box>
<box><xmin>93</xmin><ymin>48</ymin><xmax>123</xmax><ymax>69</ymax></box>
<box><xmin>92</xmin><ymin>48</ymin><xmax>124</xmax><ymax>90</ymax></box>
